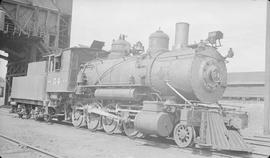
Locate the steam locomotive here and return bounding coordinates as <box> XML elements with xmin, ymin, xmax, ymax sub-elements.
<box><xmin>9</xmin><ymin>23</ymin><xmax>250</xmax><ymax>152</ymax></box>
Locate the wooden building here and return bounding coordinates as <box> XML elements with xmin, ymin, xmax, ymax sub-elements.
<box><xmin>0</xmin><ymin>0</ymin><xmax>73</xmax><ymax>104</ymax></box>
<box><xmin>0</xmin><ymin>77</ymin><xmax>5</xmax><ymax>105</ymax></box>
<box><xmin>223</xmin><ymin>72</ymin><xmax>264</xmax><ymax>101</ymax></box>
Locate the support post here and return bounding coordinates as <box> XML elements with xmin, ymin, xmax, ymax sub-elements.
<box><xmin>4</xmin><ymin>76</ymin><xmax>11</xmax><ymax>105</ymax></box>
<box><xmin>264</xmin><ymin>0</ymin><xmax>270</xmax><ymax>135</ymax></box>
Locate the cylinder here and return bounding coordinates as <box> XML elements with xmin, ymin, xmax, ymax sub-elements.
<box><xmin>174</xmin><ymin>22</ymin><xmax>189</xmax><ymax>49</ymax></box>
<box><xmin>134</xmin><ymin>111</ymin><xmax>173</xmax><ymax>137</ymax></box>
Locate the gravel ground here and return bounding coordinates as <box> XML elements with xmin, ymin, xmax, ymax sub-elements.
<box><xmin>1</xmin><ymin>102</ymin><xmax>269</xmax><ymax>158</ymax></box>
<box><xmin>0</xmin><ymin>108</ymin><xmax>228</xmax><ymax>158</ymax></box>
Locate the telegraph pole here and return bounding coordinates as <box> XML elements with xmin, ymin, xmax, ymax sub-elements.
<box><xmin>264</xmin><ymin>0</ymin><xmax>270</xmax><ymax>135</ymax></box>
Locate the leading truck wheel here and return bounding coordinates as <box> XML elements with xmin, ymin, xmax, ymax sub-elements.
<box><xmin>173</xmin><ymin>123</ymin><xmax>195</xmax><ymax>148</ymax></box>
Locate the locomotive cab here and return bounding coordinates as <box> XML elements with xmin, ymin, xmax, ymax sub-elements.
<box><xmin>46</xmin><ymin>47</ymin><xmax>108</xmax><ymax>92</ymax></box>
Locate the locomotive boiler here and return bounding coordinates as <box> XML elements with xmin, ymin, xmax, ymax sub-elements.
<box><xmin>73</xmin><ymin>23</ymin><xmax>250</xmax><ymax>151</ymax></box>
<box><xmin>79</xmin><ymin>24</ymin><xmax>226</xmax><ymax>104</ymax></box>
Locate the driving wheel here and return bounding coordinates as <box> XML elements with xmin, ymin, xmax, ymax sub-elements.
<box><xmin>72</xmin><ymin>102</ymin><xmax>85</xmax><ymax>128</ymax></box>
<box><xmin>123</xmin><ymin>115</ymin><xmax>139</xmax><ymax>137</ymax></box>
<box><xmin>102</xmin><ymin>104</ymin><xmax>118</xmax><ymax>134</ymax></box>
<box><xmin>86</xmin><ymin>102</ymin><xmax>102</xmax><ymax>131</ymax></box>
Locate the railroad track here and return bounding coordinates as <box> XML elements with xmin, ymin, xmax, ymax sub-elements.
<box><xmin>244</xmin><ymin>136</ymin><xmax>270</xmax><ymax>147</ymax></box>
<box><xmin>243</xmin><ymin>136</ymin><xmax>270</xmax><ymax>157</ymax></box>
<box><xmin>0</xmin><ymin>133</ymin><xmax>63</xmax><ymax>158</ymax></box>
<box><xmin>0</xmin><ymin>108</ymin><xmax>269</xmax><ymax>158</ymax></box>
<box><xmin>54</xmin><ymin>120</ymin><xmax>270</xmax><ymax>158</ymax></box>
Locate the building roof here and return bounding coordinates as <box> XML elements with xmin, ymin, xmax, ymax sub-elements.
<box><xmin>227</xmin><ymin>71</ymin><xmax>264</xmax><ymax>85</ymax></box>
<box><xmin>9</xmin><ymin>0</ymin><xmax>58</xmax><ymax>12</ymax></box>
<box><xmin>7</xmin><ymin>0</ymin><xmax>72</xmax><ymax>14</ymax></box>
<box><xmin>223</xmin><ymin>86</ymin><xmax>264</xmax><ymax>98</ymax></box>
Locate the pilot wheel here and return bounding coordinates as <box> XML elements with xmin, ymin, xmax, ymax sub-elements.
<box><xmin>173</xmin><ymin>123</ymin><xmax>195</xmax><ymax>148</ymax></box>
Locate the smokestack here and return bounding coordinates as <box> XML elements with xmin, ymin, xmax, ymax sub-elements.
<box><xmin>173</xmin><ymin>22</ymin><xmax>189</xmax><ymax>49</ymax></box>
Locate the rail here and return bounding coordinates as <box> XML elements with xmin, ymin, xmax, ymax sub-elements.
<box><xmin>0</xmin><ymin>133</ymin><xmax>63</xmax><ymax>158</ymax></box>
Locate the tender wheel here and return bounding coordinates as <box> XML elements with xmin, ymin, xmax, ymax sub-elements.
<box><xmin>25</xmin><ymin>113</ymin><xmax>31</xmax><ymax>119</ymax></box>
<box><xmin>102</xmin><ymin>104</ymin><xmax>118</xmax><ymax>134</ymax></box>
<box><xmin>10</xmin><ymin>105</ymin><xmax>17</xmax><ymax>113</ymax></box>
<box><xmin>33</xmin><ymin>114</ymin><xmax>40</xmax><ymax>121</ymax></box>
<box><xmin>173</xmin><ymin>123</ymin><xmax>195</xmax><ymax>148</ymax></box>
<box><xmin>18</xmin><ymin>113</ymin><xmax>23</xmax><ymax>118</ymax></box>
<box><xmin>123</xmin><ymin>118</ymin><xmax>139</xmax><ymax>137</ymax></box>
<box><xmin>44</xmin><ymin>107</ymin><xmax>55</xmax><ymax>123</ymax></box>
<box><xmin>86</xmin><ymin>102</ymin><xmax>102</xmax><ymax>131</ymax></box>
<box><xmin>44</xmin><ymin>114</ymin><xmax>52</xmax><ymax>122</ymax></box>
<box><xmin>136</xmin><ymin>132</ymin><xmax>145</xmax><ymax>138</ymax></box>
<box><xmin>57</xmin><ymin>116</ymin><xmax>64</xmax><ymax>122</ymax></box>
<box><xmin>33</xmin><ymin>108</ymin><xmax>44</xmax><ymax>121</ymax></box>
<box><xmin>72</xmin><ymin>102</ymin><xmax>86</xmax><ymax>128</ymax></box>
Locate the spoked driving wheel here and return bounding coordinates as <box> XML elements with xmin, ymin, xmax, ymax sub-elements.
<box><xmin>72</xmin><ymin>102</ymin><xmax>86</xmax><ymax>128</ymax></box>
<box><xmin>123</xmin><ymin>121</ymin><xmax>139</xmax><ymax>137</ymax></box>
<box><xmin>173</xmin><ymin>123</ymin><xmax>195</xmax><ymax>148</ymax></box>
<box><xmin>122</xmin><ymin>113</ymin><xmax>139</xmax><ymax>137</ymax></box>
<box><xmin>102</xmin><ymin>104</ymin><xmax>118</xmax><ymax>134</ymax></box>
<box><xmin>86</xmin><ymin>102</ymin><xmax>102</xmax><ymax>131</ymax></box>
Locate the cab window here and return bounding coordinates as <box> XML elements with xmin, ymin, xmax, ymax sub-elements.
<box><xmin>55</xmin><ymin>55</ymin><xmax>61</xmax><ymax>71</ymax></box>
<box><xmin>49</xmin><ymin>56</ymin><xmax>55</xmax><ymax>72</ymax></box>
<box><xmin>48</xmin><ymin>54</ymin><xmax>62</xmax><ymax>72</ymax></box>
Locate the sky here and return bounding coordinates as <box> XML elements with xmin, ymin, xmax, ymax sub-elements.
<box><xmin>0</xmin><ymin>0</ymin><xmax>267</xmax><ymax>78</ymax></box>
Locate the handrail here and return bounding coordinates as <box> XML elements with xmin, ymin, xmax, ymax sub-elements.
<box><xmin>165</xmin><ymin>81</ymin><xmax>193</xmax><ymax>106</ymax></box>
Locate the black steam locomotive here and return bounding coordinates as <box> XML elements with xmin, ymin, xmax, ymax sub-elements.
<box><xmin>9</xmin><ymin>23</ymin><xmax>250</xmax><ymax>152</ymax></box>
